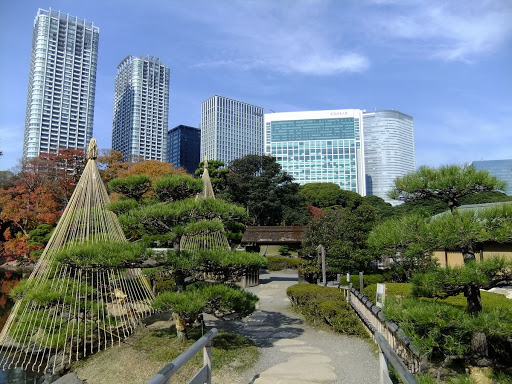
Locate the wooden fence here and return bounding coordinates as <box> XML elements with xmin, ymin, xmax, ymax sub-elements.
<box><xmin>343</xmin><ymin>286</ymin><xmax>424</xmax><ymax>374</ymax></box>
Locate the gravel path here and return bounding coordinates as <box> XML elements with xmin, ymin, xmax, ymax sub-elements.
<box><xmin>206</xmin><ymin>269</ymin><xmax>379</xmax><ymax>384</ymax></box>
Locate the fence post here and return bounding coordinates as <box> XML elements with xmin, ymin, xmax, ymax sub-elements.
<box><xmin>359</xmin><ymin>271</ymin><xmax>364</xmax><ymax>292</ymax></box>
<box><xmin>348</xmin><ymin>283</ymin><xmax>352</xmax><ymax>304</ymax></box>
<box><xmin>379</xmin><ymin>346</ymin><xmax>390</xmax><ymax>384</ymax></box>
<box><xmin>204</xmin><ymin>342</ymin><xmax>212</xmax><ymax>384</ymax></box>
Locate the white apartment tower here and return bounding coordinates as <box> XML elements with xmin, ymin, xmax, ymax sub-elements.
<box><xmin>200</xmin><ymin>95</ymin><xmax>264</xmax><ymax>165</ymax></box>
<box><xmin>23</xmin><ymin>9</ymin><xmax>99</xmax><ymax>160</ymax></box>
<box><xmin>112</xmin><ymin>56</ymin><xmax>170</xmax><ymax>161</ymax></box>
<box><xmin>363</xmin><ymin>110</ymin><xmax>415</xmax><ymax>204</ymax></box>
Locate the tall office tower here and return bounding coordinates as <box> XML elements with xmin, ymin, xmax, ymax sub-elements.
<box><xmin>472</xmin><ymin>159</ymin><xmax>512</xmax><ymax>195</ymax></box>
<box><xmin>363</xmin><ymin>110</ymin><xmax>415</xmax><ymax>204</ymax></box>
<box><xmin>23</xmin><ymin>9</ymin><xmax>99</xmax><ymax>160</ymax></box>
<box><xmin>167</xmin><ymin>125</ymin><xmax>200</xmax><ymax>174</ymax></box>
<box><xmin>200</xmin><ymin>95</ymin><xmax>264</xmax><ymax>165</ymax></box>
<box><xmin>112</xmin><ymin>56</ymin><xmax>170</xmax><ymax>161</ymax></box>
<box><xmin>264</xmin><ymin>109</ymin><xmax>366</xmax><ymax>195</ymax></box>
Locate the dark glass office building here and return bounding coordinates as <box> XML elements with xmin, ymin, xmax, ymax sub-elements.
<box><xmin>167</xmin><ymin>125</ymin><xmax>200</xmax><ymax>174</ymax></box>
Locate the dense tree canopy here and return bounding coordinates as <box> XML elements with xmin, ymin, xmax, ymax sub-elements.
<box><xmin>223</xmin><ymin>155</ymin><xmax>309</xmax><ymax>225</ymax></box>
<box><xmin>302</xmin><ymin>204</ymin><xmax>377</xmax><ymax>274</ymax></box>
<box><xmin>389</xmin><ymin>164</ymin><xmax>506</xmax><ymax>212</ymax></box>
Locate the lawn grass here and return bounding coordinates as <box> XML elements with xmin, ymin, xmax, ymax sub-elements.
<box><xmin>74</xmin><ymin>324</ymin><xmax>258</xmax><ymax>384</ymax></box>
<box><xmin>362</xmin><ymin>283</ymin><xmax>512</xmax><ymax>312</ymax></box>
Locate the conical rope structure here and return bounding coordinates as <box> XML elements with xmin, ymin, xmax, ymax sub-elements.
<box><xmin>0</xmin><ymin>139</ymin><xmax>154</xmax><ymax>374</ymax></box>
<box><xmin>180</xmin><ymin>156</ymin><xmax>230</xmax><ymax>252</ymax></box>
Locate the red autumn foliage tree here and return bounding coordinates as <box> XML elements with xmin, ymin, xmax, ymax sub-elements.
<box><xmin>0</xmin><ymin>149</ymin><xmax>85</xmax><ymax>260</ymax></box>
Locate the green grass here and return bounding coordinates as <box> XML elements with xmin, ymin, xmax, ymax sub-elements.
<box><xmin>363</xmin><ymin>283</ymin><xmax>512</xmax><ymax>312</ymax></box>
<box><xmin>134</xmin><ymin>326</ymin><xmax>258</xmax><ymax>373</ymax></box>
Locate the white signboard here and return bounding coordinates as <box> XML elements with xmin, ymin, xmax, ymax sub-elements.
<box><xmin>376</xmin><ymin>283</ymin><xmax>386</xmax><ymax>308</ymax></box>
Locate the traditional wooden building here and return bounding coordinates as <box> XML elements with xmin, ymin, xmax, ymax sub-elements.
<box><xmin>241</xmin><ymin>226</ymin><xmax>306</xmax><ymax>256</ymax></box>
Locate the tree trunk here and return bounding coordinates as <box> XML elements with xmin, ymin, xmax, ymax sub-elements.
<box><xmin>174</xmin><ymin>270</ymin><xmax>186</xmax><ymax>292</ymax></box>
<box><xmin>464</xmin><ymin>283</ymin><xmax>482</xmax><ymax>315</ymax></box>
<box><xmin>173</xmin><ymin>313</ymin><xmax>187</xmax><ymax>340</ymax></box>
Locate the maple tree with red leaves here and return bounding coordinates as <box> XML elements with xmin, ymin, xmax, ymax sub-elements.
<box><xmin>0</xmin><ymin>149</ymin><xmax>85</xmax><ymax>260</ymax></box>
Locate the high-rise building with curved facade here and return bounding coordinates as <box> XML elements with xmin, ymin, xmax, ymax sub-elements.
<box><xmin>112</xmin><ymin>56</ymin><xmax>170</xmax><ymax>161</ymax></box>
<box><xmin>363</xmin><ymin>110</ymin><xmax>415</xmax><ymax>204</ymax></box>
<box><xmin>23</xmin><ymin>9</ymin><xmax>99</xmax><ymax>160</ymax></box>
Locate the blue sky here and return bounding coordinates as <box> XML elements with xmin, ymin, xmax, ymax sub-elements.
<box><xmin>1</xmin><ymin>0</ymin><xmax>511</xmax><ymax>171</ymax></box>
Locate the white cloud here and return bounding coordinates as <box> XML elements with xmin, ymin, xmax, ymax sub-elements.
<box><xmin>180</xmin><ymin>1</ymin><xmax>370</xmax><ymax>76</ymax></box>
<box><xmin>368</xmin><ymin>0</ymin><xmax>512</xmax><ymax>61</ymax></box>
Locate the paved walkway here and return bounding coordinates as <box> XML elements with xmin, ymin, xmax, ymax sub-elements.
<box><xmin>206</xmin><ymin>270</ymin><xmax>379</xmax><ymax>384</ymax></box>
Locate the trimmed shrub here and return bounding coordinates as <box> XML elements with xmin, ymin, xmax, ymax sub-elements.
<box><xmin>287</xmin><ymin>284</ymin><xmax>367</xmax><ymax>337</ymax></box>
<box><xmin>266</xmin><ymin>256</ymin><xmax>303</xmax><ymax>271</ymax></box>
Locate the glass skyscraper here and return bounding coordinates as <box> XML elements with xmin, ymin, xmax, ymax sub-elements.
<box><xmin>363</xmin><ymin>110</ymin><xmax>415</xmax><ymax>204</ymax></box>
<box><xmin>167</xmin><ymin>125</ymin><xmax>200</xmax><ymax>174</ymax></box>
<box><xmin>472</xmin><ymin>159</ymin><xmax>512</xmax><ymax>196</ymax></box>
<box><xmin>23</xmin><ymin>9</ymin><xmax>99</xmax><ymax>160</ymax></box>
<box><xmin>264</xmin><ymin>109</ymin><xmax>366</xmax><ymax>195</ymax></box>
<box><xmin>200</xmin><ymin>95</ymin><xmax>264</xmax><ymax>165</ymax></box>
<box><xmin>112</xmin><ymin>56</ymin><xmax>170</xmax><ymax>161</ymax></box>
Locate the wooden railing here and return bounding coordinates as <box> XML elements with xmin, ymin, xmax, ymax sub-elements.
<box><xmin>145</xmin><ymin>328</ymin><xmax>218</xmax><ymax>384</ymax></box>
<box><xmin>343</xmin><ymin>286</ymin><xmax>424</xmax><ymax>374</ymax></box>
<box><xmin>375</xmin><ymin>332</ymin><xmax>419</xmax><ymax>384</ymax></box>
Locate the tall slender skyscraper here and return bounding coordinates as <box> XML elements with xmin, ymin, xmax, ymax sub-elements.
<box><xmin>201</xmin><ymin>95</ymin><xmax>264</xmax><ymax>165</ymax></box>
<box><xmin>23</xmin><ymin>9</ymin><xmax>99</xmax><ymax>160</ymax></box>
<box><xmin>112</xmin><ymin>56</ymin><xmax>170</xmax><ymax>161</ymax></box>
<box><xmin>363</xmin><ymin>110</ymin><xmax>415</xmax><ymax>204</ymax></box>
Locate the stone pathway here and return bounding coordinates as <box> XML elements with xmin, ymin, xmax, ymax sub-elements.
<box><xmin>206</xmin><ymin>269</ymin><xmax>379</xmax><ymax>384</ymax></box>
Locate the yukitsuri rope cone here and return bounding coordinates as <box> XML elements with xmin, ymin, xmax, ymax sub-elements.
<box><xmin>0</xmin><ymin>139</ymin><xmax>154</xmax><ymax>374</ymax></box>
<box><xmin>180</xmin><ymin>156</ymin><xmax>230</xmax><ymax>252</ymax></box>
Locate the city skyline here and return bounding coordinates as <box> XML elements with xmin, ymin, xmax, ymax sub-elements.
<box><xmin>1</xmin><ymin>1</ymin><xmax>511</xmax><ymax>170</ymax></box>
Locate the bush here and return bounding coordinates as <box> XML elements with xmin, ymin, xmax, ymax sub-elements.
<box><xmin>286</xmin><ymin>284</ymin><xmax>367</xmax><ymax>337</ymax></box>
<box><xmin>340</xmin><ymin>273</ymin><xmax>384</xmax><ymax>288</ymax></box>
<box><xmin>383</xmin><ymin>297</ymin><xmax>512</xmax><ymax>365</ymax></box>
<box><xmin>266</xmin><ymin>256</ymin><xmax>303</xmax><ymax>271</ymax></box>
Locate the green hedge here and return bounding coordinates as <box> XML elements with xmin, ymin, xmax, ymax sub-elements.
<box><xmin>340</xmin><ymin>273</ymin><xmax>385</xmax><ymax>288</ymax></box>
<box><xmin>287</xmin><ymin>284</ymin><xmax>367</xmax><ymax>337</ymax></box>
<box><xmin>266</xmin><ymin>256</ymin><xmax>303</xmax><ymax>271</ymax></box>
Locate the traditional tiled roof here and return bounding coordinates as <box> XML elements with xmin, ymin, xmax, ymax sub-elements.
<box><xmin>241</xmin><ymin>226</ymin><xmax>306</xmax><ymax>244</ymax></box>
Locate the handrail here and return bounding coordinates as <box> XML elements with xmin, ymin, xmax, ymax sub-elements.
<box><xmin>375</xmin><ymin>332</ymin><xmax>419</xmax><ymax>384</ymax></box>
<box><xmin>146</xmin><ymin>328</ymin><xmax>219</xmax><ymax>384</ymax></box>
